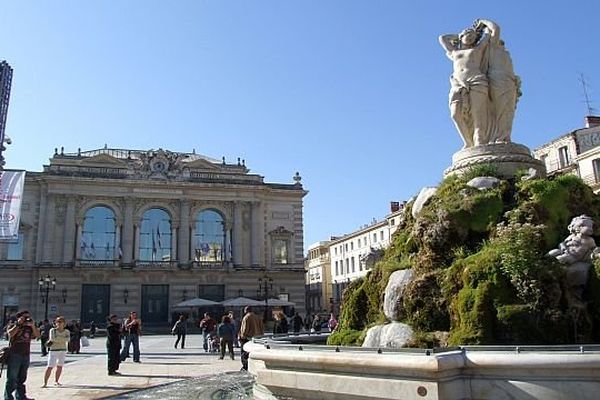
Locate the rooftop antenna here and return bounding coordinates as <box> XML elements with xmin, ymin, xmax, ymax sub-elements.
<box><xmin>580</xmin><ymin>73</ymin><xmax>597</xmax><ymax>115</ymax></box>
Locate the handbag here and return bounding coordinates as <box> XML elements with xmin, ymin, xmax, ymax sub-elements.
<box><xmin>81</xmin><ymin>336</ymin><xmax>90</xmax><ymax>347</ymax></box>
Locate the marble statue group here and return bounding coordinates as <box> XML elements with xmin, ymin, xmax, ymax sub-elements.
<box><xmin>440</xmin><ymin>19</ymin><xmax>521</xmax><ymax>148</ymax></box>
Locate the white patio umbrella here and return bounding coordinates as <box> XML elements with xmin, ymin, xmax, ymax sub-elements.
<box><xmin>220</xmin><ymin>297</ymin><xmax>264</xmax><ymax>307</ymax></box>
<box><xmin>174</xmin><ymin>297</ymin><xmax>220</xmax><ymax>308</ymax></box>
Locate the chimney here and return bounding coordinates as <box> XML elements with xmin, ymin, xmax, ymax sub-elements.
<box><xmin>585</xmin><ymin>116</ymin><xmax>600</xmax><ymax>128</ymax></box>
<box><xmin>390</xmin><ymin>201</ymin><xmax>400</xmax><ymax>213</ymax></box>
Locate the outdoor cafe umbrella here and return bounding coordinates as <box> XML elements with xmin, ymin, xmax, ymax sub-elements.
<box><xmin>220</xmin><ymin>297</ymin><xmax>264</xmax><ymax>307</ymax></box>
<box><xmin>174</xmin><ymin>297</ymin><xmax>220</xmax><ymax>308</ymax></box>
<box><xmin>265</xmin><ymin>298</ymin><xmax>295</xmax><ymax>307</ymax></box>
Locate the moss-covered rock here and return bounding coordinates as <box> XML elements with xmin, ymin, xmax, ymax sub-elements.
<box><xmin>334</xmin><ymin>173</ymin><xmax>600</xmax><ymax>347</ymax></box>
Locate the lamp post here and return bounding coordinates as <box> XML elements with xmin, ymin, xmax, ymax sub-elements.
<box><xmin>38</xmin><ymin>274</ymin><xmax>56</xmax><ymax>321</ymax></box>
<box><xmin>257</xmin><ymin>274</ymin><xmax>273</xmax><ymax>322</ymax></box>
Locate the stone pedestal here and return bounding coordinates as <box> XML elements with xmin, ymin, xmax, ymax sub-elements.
<box><xmin>444</xmin><ymin>142</ymin><xmax>546</xmax><ymax>179</ymax></box>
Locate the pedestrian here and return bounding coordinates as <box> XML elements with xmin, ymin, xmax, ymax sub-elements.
<box><xmin>89</xmin><ymin>321</ymin><xmax>97</xmax><ymax>338</ymax></box>
<box><xmin>328</xmin><ymin>313</ymin><xmax>338</xmax><ymax>332</ymax></box>
<box><xmin>198</xmin><ymin>312</ymin><xmax>216</xmax><ymax>353</ymax></box>
<box><xmin>171</xmin><ymin>314</ymin><xmax>187</xmax><ymax>349</ymax></box>
<box><xmin>228</xmin><ymin>310</ymin><xmax>240</xmax><ymax>348</ymax></box>
<box><xmin>42</xmin><ymin>316</ymin><xmax>70</xmax><ymax>387</ymax></box>
<box><xmin>304</xmin><ymin>314</ymin><xmax>312</xmax><ymax>331</ymax></box>
<box><xmin>106</xmin><ymin>314</ymin><xmax>122</xmax><ymax>375</ymax></box>
<box><xmin>292</xmin><ymin>312</ymin><xmax>303</xmax><ymax>333</ymax></box>
<box><xmin>120</xmin><ymin>311</ymin><xmax>142</xmax><ymax>363</ymax></box>
<box><xmin>238</xmin><ymin>306</ymin><xmax>264</xmax><ymax>371</ymax></box>
<box><xmin>273</xmin><ymin>311</ymin><xmax>288</xmax><ymax>335</ymax></box>
<box><xmin>67</xmin><ymin>320</ymin><xmax>82</xmax><ymax>354</ymax></box>
<box><xmin>4</xmin><ymin>310</ymin><xmax>40</xmax><ymax>400</ymax></box>
<box><xmin>39</xmin><ymin>319</ymin><xmax>51</xmax><ymax>356</ymax></box>
<box><xmin>311</xmin><ymin>315</ymin><xmax>322</xmax><ymax>333</ymax></box>
<box><xmin>217</xmin><ymin>315</ymin><xmax>235</xmax><ymax>360</ymax></box>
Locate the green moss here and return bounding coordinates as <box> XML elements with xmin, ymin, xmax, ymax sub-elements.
<box><xmin>334</xmin><ymin>173</ymin><xmax>600</xmax><ymax>347</ymax></box>
<box><xmin>327</xmin><ymin>329</ymin><xmax>364</xmax><ymax>346</ymax></box>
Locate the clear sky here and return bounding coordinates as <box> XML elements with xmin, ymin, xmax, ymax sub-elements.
<box><xmin>1</xmin><ymin>1</ymin><xmax>599</xmax><ymax>249</ymax></box>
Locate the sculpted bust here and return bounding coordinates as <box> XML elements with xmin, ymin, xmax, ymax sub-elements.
<box><xmin>548</xmin><ymin>215</ymin><xmax>597</xmax><ymax>265</ymax></box>
<box><xmin>439</xmin><ymin>19</ymin><xmax>521</xmax><ymax>148</ymax></box>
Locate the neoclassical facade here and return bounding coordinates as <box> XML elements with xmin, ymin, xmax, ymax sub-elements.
<box><xmin>0</xmin><ymin>147</ymin><xmax>307</xmax><ymax>327</ymax></box>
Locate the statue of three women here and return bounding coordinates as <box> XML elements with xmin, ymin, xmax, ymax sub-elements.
<box><xmin>439</xmin><ymin>19</ymin><xmax>521</xmax><ymax>149</ymax></box>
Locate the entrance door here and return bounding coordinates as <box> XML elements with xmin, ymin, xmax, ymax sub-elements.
<box><xmin>141</xmin><ymin>285</ymin><xmax>169</xmax><ymax>325</ymax></box>
<box><xmin>80</xmin><ymin>284</ymin><xmax>110</xmax><ymax>326</ymax></box>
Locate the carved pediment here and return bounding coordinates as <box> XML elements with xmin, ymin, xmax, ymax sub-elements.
<box><xmin>78</xmin><ymin>153</ymin><xmax>128</xmax><ymax>168</ymax></box>
<box><xmin>269</xmin><ymin>226</ymin><xmax>293</xmax><ymax>236</ymax></box>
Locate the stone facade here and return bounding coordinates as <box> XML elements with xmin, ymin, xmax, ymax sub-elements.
<box><xmin>0</xmin><ymin>147</ymin><xmax>307</xmax><ymax>327</ymax></box>
<box><xmin>533</xmin><ymin>116</ymin><xmax>600</xmax><ymax>192</ymax></box>
<box><xmin>304</xmin><ymin>241</ymin><xmax>332</xmax><ymax>315</ymax></box>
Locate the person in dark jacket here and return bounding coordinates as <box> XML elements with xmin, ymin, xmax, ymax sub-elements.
<box><xmin>106</xmin><ymin>314</ymin><xmax>122</xmax><ymax>375</ymax></box>
<box><xmin>273</xmin><ymin>311</ymin><xmax>288</xmax><ymax>335</ymax></box>
<box><xmin>217</xmin><ymin>315</ymin><xmax>235</xmax><ymax>360</ymax></box>
<box><xmin>292</xmin><ymin>312</ymin><xmax>303</xmax><ymax>333</ymax></box>
<box><xmin>171</xmin><ymin>314</ymin><xmax>187</xmax><ymax>349</ymax></box>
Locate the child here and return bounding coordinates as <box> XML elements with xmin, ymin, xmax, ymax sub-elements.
<box><xmin>210</xmin><ymin>334</ymin><xmax>220</xmax><ymax>353</ymax></box>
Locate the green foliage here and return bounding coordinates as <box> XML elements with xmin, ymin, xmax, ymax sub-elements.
<box><xmin>327</xmin><ymin>329</ymin><xmax>364</xmax><ymax>346</ymax></box>
<box><xmin>334</xmin><ymin>173</ymin><xmax>600</xmax><ymax>347</ymax></box>
<box><xmin>461</xmin><ymin>164</ymin><xmax>500</xmax><ymax>181</ymax></box>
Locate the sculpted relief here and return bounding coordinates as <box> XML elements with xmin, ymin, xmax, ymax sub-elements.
<box><xmin>439</xmin><ymin>19</ymin><xmax>521</xmax><ymax>148</ymax></box>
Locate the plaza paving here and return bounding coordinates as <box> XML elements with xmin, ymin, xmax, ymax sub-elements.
<box><xmin>0</xmin><ymin>334</ymin><xmax>242</xmax><ymax>399</ymax></box>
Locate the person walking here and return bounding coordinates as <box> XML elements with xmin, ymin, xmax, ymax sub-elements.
<box><xmin>106</xmin><ymin>314</ymin><xmax>122</xmax><ymax>375</ymax></box>
<box><xmin>217</xmin><ymin>315</ymin><xmax>235</xmax><ymax>360</ymax></box>
<box><xmin>328</xmin><ymin>313</ymin><xmax>338</xmax><ymax>332</ymax></box>
<box><xmin>67</xmin><ymin>320</ymin><xmax>82</xmax><ymax>354</ymax></box>
<box><xmin>120</xmin><ymin>311</ymin><xmax>142</xmax><ymax>363</ymax></box>
<box><xmin>198</xmin><ymin>313</ymin><xmax>216</xmax><ymax>353</ymax></box>
<box><xmin>171</xmin><ymin>314</ymin><xmax>187</xmax><ymax>349</ymax></box>
<box><xmin>228</xmin><ymin>310</ymin><xmax>240</xmax><ymax>348</ymax></box>
<box><xmin>42</xmin><ymin>316</ymin><xmax>70</xmax><ymax>387</ymax></box>
<box><xmin>4</xmin><ymin>310</ymin><xmax>40</xmax><ymax>400</ymax></box>
<box><xmin>273</xmin><ymin>311</ymin><xmax>288</xmax><ymax>335</ymax></box>
<box><xmin>292</xmin><ymin>312</ymin><xmax>303</xmax><ymax>333</ymax></box>
<box><xmin>238</xmin><ymin>306</ymin><xmax>264</xmax><ymax>371</ymax></box>
<box><xmin>311</xmin><ymin>315</ymin><xmax>322</xmax><ymax>333</ymax></box>
<box><xmin>39</xmin><ymin>319</ymin><xmax>51</xmax><ymax>357</ymax></box>
<box><xmin>89</xmin><ymin>321</ymin><xmax>97</xmax><ymax>338</ymax></box>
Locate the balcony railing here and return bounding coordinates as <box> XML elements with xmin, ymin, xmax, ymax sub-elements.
<box><xmin>134</xmin><ymin>260</ymin><xmax>178</xmax><ymax>269</ymax></box>
<box><xmin>77</xmin><ymin>259</ymin><xmax>117</xmax><ymax>267</ymax></box>
<box><xmin>190</xmin><ymin>261</ymin><xmax>229</xmax><ymax>270</ymax></box>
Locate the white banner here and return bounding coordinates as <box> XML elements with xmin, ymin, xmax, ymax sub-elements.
<box><xmin>0</xmin><ymin>170</ymin><xmax>25</xmax><ymax>239</ymax></box>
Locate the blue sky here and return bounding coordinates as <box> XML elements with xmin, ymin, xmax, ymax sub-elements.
<box><xmin>1</xmin><ymin>1</ymin><xmax>599</xmax><ymax>249</ymax></box>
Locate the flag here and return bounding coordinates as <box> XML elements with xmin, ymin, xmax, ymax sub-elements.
<box><xmin>105</xmin><ymin>242</ymin><xmax>110</xmax><ymax>259</ymax></box>
<box><xmin>118</xmin><ymin>246</ymin><xmax>123</xmax><ymax>259</ymax></box>
<box><xmin>156</xmin><ymin>226</ymin><xmax>162</xmax><ymax>249</ymax></box>
<box><xmin>90</xmin><ymin>242</ymin><xmax>96</xmax><ymax>258</ymax></box>
<box><xmin>81</xmin><ymin>240</ymin><xmax>87</xmax><ymax>257</ymax></box>
<box><xmin>151</xmin><ymin>230</ymin><xmax>157</xmax><ymax>261</ymax></box>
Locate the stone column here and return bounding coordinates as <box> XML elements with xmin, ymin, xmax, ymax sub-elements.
<box><xmin>42</xmin><ymin>194</ymin><xmax>56</xmax><ymax>263</ymax></box>
<box><xmin>62</xmin><ymin>197</ymin><xmax>76</xmax><ymax>264</ymax></box>
<box><xmin>233</xmin><ymin>201</ymin><xmax>243</xmax><ymax>266</ymax></box>
<box><xmin>35</xmin><ymin>185</ymin><xmax>47</xmax><ymax>264</ymax></box>
<box><xmin>74</xmin><ymin>223</ymin><xmax>83</xmax><ymax>262</ymax></box>
<box><xmin>251</xmin><ymin>201</ymin><xmax>262</xmax><ymax>267</ymax></box>
<box><xmin>178</xmin><ymin>200</ymin><xmax>190</xmax><ymax>265</ymax></box>
<box><xmin>171</xmin><ymin>225</ymin><xmax>177</xmax><ymax>263</ymax></box>
<box><xmin>122</xmin><ymin>198</ymin><xmax>134</xmax><ymax>264</ymax></box>
<box><xmin>114</xmin><ymin>224</ymin><xmax>121</xmax><ymax>262</ymax></box>
<box><xmin>133</xmin><ymin>224</ymin><xmax>140</xmax><ymax>261</ymax></box>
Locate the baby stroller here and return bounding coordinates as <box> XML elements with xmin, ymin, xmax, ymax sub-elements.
<box><xmin>209</xmin><ymin>334</ymin><xmax>220</xmax><ymax>353</ymax></box>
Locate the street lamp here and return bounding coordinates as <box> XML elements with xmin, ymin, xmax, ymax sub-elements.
<box><xmin>38</xmin><ymin>274</ymin><xmax>56</xmax><ymax>321</ymax></box>
<box><xmin>257</xmin><ymin>274</ymin><xmax>273</xmax><ymax>322</ymax></box>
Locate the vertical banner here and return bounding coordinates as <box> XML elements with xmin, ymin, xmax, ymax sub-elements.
<box><xmin>0</xmin><ymin>170</ymin><xmax>25</xmax><ymax>240</ymax></box>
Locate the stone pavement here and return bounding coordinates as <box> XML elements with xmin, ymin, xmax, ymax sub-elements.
<box><xmin>0</xmin><ymin>334</ymin><xmax>242</xmax><ymax>400</ymax></box>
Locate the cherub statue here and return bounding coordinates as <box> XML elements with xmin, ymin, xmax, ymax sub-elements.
<box><xmin>548</xmin><ymin>215</ymin><xmax>597</xmax><ymax>265</ymax></box>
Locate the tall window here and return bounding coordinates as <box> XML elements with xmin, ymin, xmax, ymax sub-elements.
<box><xmin>593</xmin><ymin>159</ymin><xmax>600</xmax><ymax>183</ymax></box>
<box><xmin>7</xmin><ymin>233</ymin><xmax>24</xmax><ymax>261</ymax></box>
<box><xmin>140</xmin><ymin>208</ymin><xmax>172</xmax><ymax>262</ymax></box>
<box><xmin>193</xmin><ymin>209</ymin><xmax>225</xmax><ymax>262</ymax></box>
<box><xmin>558</xmin><ymin>146</ymin><xmax>570</xmax><ymax>169</ymax></box>
<box><xmin>273</xmin><ymin>239</ymin><xmax>288</xmax><ymax>264</ymax></box>
<box><xmin>81</xmin><ymin>206</ymin><xmax>116</xmax><ymax>260</ymax></box>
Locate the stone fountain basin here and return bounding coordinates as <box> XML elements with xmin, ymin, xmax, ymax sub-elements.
<box><xmin>247</xmin><ymin>340</ymin><xmax>600</xmax><ymax>400</ymax></box>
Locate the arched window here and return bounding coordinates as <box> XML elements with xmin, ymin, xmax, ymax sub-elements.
<box><xmin>140</xmin><ymin>208</ymin><xmax>172</xmax><ymax>262</ymax></box>
<box><xmin>193</xmin><ymin>209</ymin><xmax>225</xmax><ymax>262</ymax></box>
<box><xmin>81</xmin><ymin>206</ymin><xmax>116</xmax><ymax>260</ymax></box>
